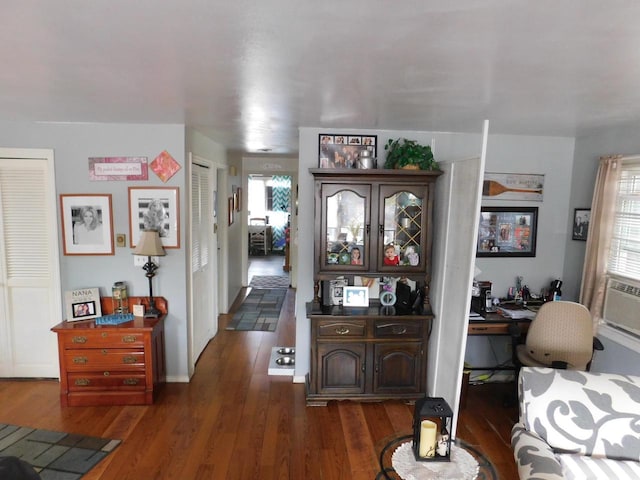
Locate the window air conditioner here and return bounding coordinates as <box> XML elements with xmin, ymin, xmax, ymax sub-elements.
<box><xmin>603</xmin><ymin>278</ymin><xmax>640</xmax><ymax>336</ymax></box>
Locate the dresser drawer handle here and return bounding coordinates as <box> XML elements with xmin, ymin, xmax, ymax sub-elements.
<box><xmin>75</xmin><ymin>378</ymin><xmax>90</xmax><ymax>386</ymax></box>
<box><xmin>335</xmin><ymin>326</ymin><xmax>350</xmax><ymax>335</ymax></box>
<box><xmin>123</xmin><ymin>356</ymin><xmax>138</xmax><ymax>364</ymax></box>
<box><xmin>391</xmin><ymin>326</ymin><xmax>407</xmax><ymax>335</ymax></box>
<box><xmin>103</xmin><ymin>371</ymin><xmax>110</xmax><ymax>376</ymax></box>
<box><xmin>72</xmin><ymin>336</ymin><xmax>87</xmax><ymax>344</ymax></box>
<box><xmin>122</xmin><ymin>335</ymin><xmax>137</xmax><ymax>343</ymax></box>
<box><xmin>102</xmin><ymin>332</ymin><xmax>108</xmax><ymax>338</ymax></box>
<box><xmin>102</xmin><ymin>349</ymin><xmax>108</xmax><ymax>355</ymax></box>
<box><xmin>73</xmin><ymin>356</ymin><xmax>88</xmax><ymax>364</ymax></box>
<box><xmin>123</xmin><ymin>378</ymin><xmax>140</xmax><ymax>386</ymax></box>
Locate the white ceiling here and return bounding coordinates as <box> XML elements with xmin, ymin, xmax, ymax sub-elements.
<box><xmin>2</xmin><ymin>1</ymin><xmax>640</xmax><ymax>154</ymax></box>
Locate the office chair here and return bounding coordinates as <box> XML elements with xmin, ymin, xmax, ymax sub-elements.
<box><xmin>515</xmin><ymin>301</ymin><xmax>604</xmax><ymax>371</ymax></box>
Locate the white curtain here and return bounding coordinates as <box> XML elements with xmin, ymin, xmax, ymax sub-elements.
<box><xmin>579</xmin><ymin>155</ymin><xmax>622</xmax><ymax>329</ymax></box>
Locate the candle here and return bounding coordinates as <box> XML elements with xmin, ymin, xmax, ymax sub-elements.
<box><xmin>419</xmin><ymin>420</ymin><xmax>437</xmax><ymax>458</ymax></box>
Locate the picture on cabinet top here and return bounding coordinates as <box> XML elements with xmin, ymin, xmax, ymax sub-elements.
<box><xmin>318</xmin><ymin>134</ymin><xmax>377</xmax><ymax>168</ymax></box>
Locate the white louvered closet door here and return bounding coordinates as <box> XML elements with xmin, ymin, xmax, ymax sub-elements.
<box><xmin>0</xmin><ymin>150</ymin><xmax>61</xmax><ymax>378</ymax></box>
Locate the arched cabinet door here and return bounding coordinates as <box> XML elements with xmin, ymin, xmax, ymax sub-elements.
<box><xmin>317</xmin><ymin>343</ymin><xmax>366</xmax><ymax>394</ymax></box>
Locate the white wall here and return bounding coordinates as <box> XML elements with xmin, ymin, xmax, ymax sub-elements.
<box><xmin>478</xmin><ymin>134</ymin><xmax>576</xmax><ymax>299</ymax></box>
<box><xmin>0</xmin><ymin>121</ymin><xmax>191</xmax><ymax>381</ymax></box>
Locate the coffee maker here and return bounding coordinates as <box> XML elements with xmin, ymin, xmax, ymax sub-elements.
<box><xmin>471</xmin><ymin>281</ymin><xmax>494</xmax><ymax>315</ymax></box>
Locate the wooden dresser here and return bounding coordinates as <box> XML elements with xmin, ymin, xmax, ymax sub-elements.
<box><xmin>51</xmin><ymin>296</ymin><xmax>167</xmax><ymax>407</ymax></box>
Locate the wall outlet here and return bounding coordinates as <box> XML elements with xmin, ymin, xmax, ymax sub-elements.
<box><xmin>134</xmin><ymin>255</ymin><xmax>161</xmax><ymax>267</ymax></box>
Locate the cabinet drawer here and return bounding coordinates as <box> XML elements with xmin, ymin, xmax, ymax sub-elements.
<box><xmin>317</xmin><ymin>320</ymin><xmax>366</xmax><ymax>338</ymax></box>
<box><xmin>468</xmin><ymin>323</ymin><xmax>513</xmax><ymax>335</ymax></box>
<box><xmin>374</xmin><ymin>320</ymin><xmax>423</xmax><ymax>338</ymax></box>
<box><xmin>60</xmin><ymin>331</ymin><xmax>145</xmax><ymax>348</ymax></box>
<box><xmin>67</xmin><ymin>372</ymin><xmax>146</xmax><ymax>391</ymax></box>
<box><xmin>64</xmin><ymin>349</ymin><xmax>146</xmax><ymax>371</ymax></box>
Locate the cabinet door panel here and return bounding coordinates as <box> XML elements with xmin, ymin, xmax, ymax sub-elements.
<box><xmin>373</xmin><ymin>343</ymin><xmax>422</xmax><ymax>394</ymax></box>
<box><xmin>378</xmin><ymin>184</ymin><xmax>430</xmax><ymax>272</ymax></box>
<box><xmin>318</xmin><ymin>343</ymin><xmax>366</xmax><ymax>394</ymax></box>
<box><xmin>319</xmin><ymin>184</ymin><xmax>371</xmax><ymax>272</ymax></box>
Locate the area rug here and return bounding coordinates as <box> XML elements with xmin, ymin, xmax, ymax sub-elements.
<box><xmin>0</xmin><ymin>423</ymin><xmax>120</xmax><ymax>479</ymax></box>
<box><xmin>226</xmin><ymin>288</ymin><xmax>286</xmax><ymax>331</ymax></box>
<box><xmin>249</xmin><ymin>275</ymin><xmax>290</xmax><ymax>289</ymax></box>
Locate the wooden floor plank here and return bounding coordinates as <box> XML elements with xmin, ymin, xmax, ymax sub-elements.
<box><xmin>0</xmin><ymin>282</ymin><xmax>520</xmax><ymax>479</ymax></box>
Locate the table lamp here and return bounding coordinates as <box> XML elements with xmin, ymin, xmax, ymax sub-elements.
<box><xmin>133</xmin><ymin>230</ymin><xmax>166</xmax><ymax>318</ymax></box>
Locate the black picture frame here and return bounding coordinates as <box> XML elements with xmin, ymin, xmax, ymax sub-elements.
<box><xmin>318</xmin><ymin>134</ymin><xmax>377</xmax><ymax>168</ymax></box>
<box><xmin>476</xmin><ymin>207</ymin><xmax>538</xmax><ymax>257</ymax></box>
<box><xmin>572</xmin><ymin>208</ymin><xmax>590</xmax><ymax>241</ymax></box>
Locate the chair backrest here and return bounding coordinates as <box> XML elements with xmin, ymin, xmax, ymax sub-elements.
<box><xmin>524</xmin><ymin>301</ymin><xmax>594</xmax><ymax>370</ymax></box>
<box><xmin>250</xmin><ymin>217</ymin><xmax>266</xmax><ymax>225</ymax></box>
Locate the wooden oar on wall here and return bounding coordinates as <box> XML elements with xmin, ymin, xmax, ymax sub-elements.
<box><xmin>482</xmin><ymin>180</ymin><xmax>542</xmax><ymax>197</ymax></box>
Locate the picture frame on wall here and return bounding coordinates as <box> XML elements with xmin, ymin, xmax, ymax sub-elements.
<box><xmin>60</xmin><ymin>194</ymin><xmax>114</xmax><ymax>255</ymax></box>
<box><xmin>228</xmin><ymin>197</ymin><xmax>234</xmax><ymax>225</ymax></box>
<box><xmin>476</xmin><ymin>206</ymin><xmax>538</xmax><ymax>257</ymax></box>
<box><xmin>572</xmin><ymin>208</ymin><xmax>590</xmax><ymax>241</ymax></box>
<box><xmin>318</xmin><ymin>134</ymin><xmax>377</xmax><ymax>168</ymax></box>
<box><xmin>128</xmin><ymin>187</ymin><xmax>180</xmax><ymax>248</ymax></box>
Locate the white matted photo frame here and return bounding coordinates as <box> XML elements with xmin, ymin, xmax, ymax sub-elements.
<box><xmin>128</xmin><ymin>187</ymin><xmax>180</xmax><ymax>248</ymax></box>
<box><xmin>60</xmin><ymin>194</ymin><xmax>114</xmax><ymax>255</ymax></box>
<box><xmin>343</xmin><ymin>286</ymin><xmax>369</xmax><ymax>307</ymax></box>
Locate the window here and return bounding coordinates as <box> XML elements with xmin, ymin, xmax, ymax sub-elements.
<box><xmin>608</xmin><ymin>161</ymin><xmax>640</xmax><ymax>282</ymax></box>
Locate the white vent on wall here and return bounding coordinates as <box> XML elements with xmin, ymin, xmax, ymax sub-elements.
<box><xmin>603</xmin><ymin>278</ymin><xmax>640</xmax><ymax>336</ymax></box>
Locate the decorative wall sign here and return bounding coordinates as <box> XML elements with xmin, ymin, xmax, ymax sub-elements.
<box><xmin>128</xmin><ymin>187</ymin><xmax>180</xmax><ymax>248</ymax></box>
<box><xmin>60</xmin><ymin>194</ymin><xmax>114</xmax><ymax>255</ymax></box>
<box><xmin>89</xmin><ymin>157</ymin><xmax>148</xmax><ymax>181</ymax></box>
<box><xmin>318</xmin><ymin>134</ymin><xmax>377</xmax><ymax>168</ymax></box>
<box><xmin>150</xmin><ymin>150</ymin><xmax>181</xmax><ymax>182</ymax></box>
<box><xmin>476</xmin><ymin>207</ymin><xmax>538</xmax><ymax>257</ymax></box>
<box><xmin>483</xmin><ymin>173</ymin><xmax>544</xmax><ymax>201</ymax></box>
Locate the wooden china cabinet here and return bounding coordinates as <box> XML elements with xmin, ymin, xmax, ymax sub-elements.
<box><xmin>306</xmin><ymin>168</ymin><xmax>442</xmax><ymax>405</ymax></box>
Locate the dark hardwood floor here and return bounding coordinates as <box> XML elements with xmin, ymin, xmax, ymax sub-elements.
<box><xmin>0</xmin><ymin>272</ymin><xmax>519</xmax><ymax>479</ymax></box>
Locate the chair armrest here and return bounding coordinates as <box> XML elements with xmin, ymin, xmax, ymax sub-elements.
<box><xmin>593</xmin><ymin>336</ymin><xmax>604</xmax><ymax>351</ymax></box>
<box><xmin>512</xmin><ymin>423</ymin><xmax>564</xmax><ymax>480</ymax></box>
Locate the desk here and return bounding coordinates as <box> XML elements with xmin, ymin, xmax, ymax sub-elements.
<box><xmin>467</xmin><ymin>312</ymin><xmax>531</xmax><ymax>372</ymax></box>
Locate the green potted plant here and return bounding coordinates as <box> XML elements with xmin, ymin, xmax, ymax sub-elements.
<box><xmin>384</xmin><ymin>138</ymin><xmax>439</xmax><ymax>171</ymax></box>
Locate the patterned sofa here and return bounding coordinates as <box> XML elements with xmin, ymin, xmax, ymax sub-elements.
<box><xmin>511</xmin><ymin>367</ymin><xmax>640</xmax><ymax>479</ymax></box>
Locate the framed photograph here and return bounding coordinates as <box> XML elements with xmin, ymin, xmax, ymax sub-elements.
<box><xmin>237</xmin><ymin>187</ymin><xmax>242</xmax><ymax>212</ymax></box>
<box><xmin>573</xmin><ymin>208</ymin><xmax>591</xmax><ymax>241</ymax></box>
<box><xmin>343</xmin><ymin>286</ymin><xmax>369</xmax><ymax>307</ymax></box>
<box><xmin>228</xmin><ymin>197</ymin><xmax>234</xmax><ymax>225</ymax></box>
<box><xmin>318</xmin><ymin>134</ymin><xmax>377</xmax><ymax>168</ymax></box>
<box><xmin>128</xmin><ymin>187</ymin><xmax>180</xmax><ymax>249</ymax></box>
<box><xmin>60</xmin><ymin>194</ymin><xmax>114</xmax><ymax>255</ymax></box>
<box><xmin>477</xmin><ymin>207</ymin><xmax>538</xmax><ymax>257</ymax></box>
<box><xmin>64</xmin><ymin>288</ymin><xmax>102</xmax><ymax>321</ymax></box>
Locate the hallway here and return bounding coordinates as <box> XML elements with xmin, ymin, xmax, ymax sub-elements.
<box><xmin>248</xmin><ymin>253</ymin><xmax>288</xmax><ymax>280</ymax></box>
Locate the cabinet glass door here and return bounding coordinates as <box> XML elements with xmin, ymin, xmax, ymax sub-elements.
<box><xmin>380</xmin><ymin>187</ymin><xmax>425</xmax><ymax>270</ymax></box>
<box><xmin>322</xmin><ymin>185</ymin><xmax>369</xmax><ymax>270</ymax></box>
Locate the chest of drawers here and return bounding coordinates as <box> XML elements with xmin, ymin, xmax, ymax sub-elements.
<box><xmin>51</xmin><ymin>296</ymin><xmax>166</xmax><ymax>407</ymax></box>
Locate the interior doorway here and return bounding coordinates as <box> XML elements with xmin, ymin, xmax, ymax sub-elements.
<box><xmin>246</xmin><ymin>174</ymin><xmax>292</xmax><ymax>286</ymax></box>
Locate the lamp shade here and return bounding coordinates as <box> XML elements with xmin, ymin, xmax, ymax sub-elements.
<box><xmin>133</xmin><ymin>230</ymin><xmax>166</xmax><ymax>256</ymax></box>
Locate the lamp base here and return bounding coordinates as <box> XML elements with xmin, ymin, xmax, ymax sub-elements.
<box><xmin>144</xmin><ymin>311</ymin><xmax>160</xmax><ymax>318</ymax></box>
<box><xmin>144</xmin><ymin>299</ymin><xmax>161</xmax><ymax>318</ymax></box>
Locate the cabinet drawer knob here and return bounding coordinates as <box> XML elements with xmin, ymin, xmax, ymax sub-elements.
<box><xmin>123</xmin><ymin>356</ymin><xmax>138</xmax><ymax>364</ymax></box>
<box><xmin>101</xmin><ymin>332</ymin><xmax>108</xmax><ymax>338</ymax></box>
<box><xmin>75</xmin><ymin>378</ymin><xmax>90</xmax><ymax>386</ymax></box>
<box><xmin>103</xmin><ymin>371</ymin><xmax>110</xmax><ymax>376</ymax></box>
<box><xmin>123</xmin><ymin>378</ymin><xmax>140</xmax><ymax>386</ymax></box>
<box><xmin>102</xmin><ymin>349</ymin><xmax>108</xmax><ymax>355</ymax></box>
<box><xmin>72</xmin><ymin>336</ymin><xmax>87</xmax><ymax>344</ymax></box>
<box><xmin>391</xmin><ymin>326</ymin><xmax>407</xmax><ymax>335</ymax></box>
<box><xmin>335</xmin><ymin>326</ymin><xmax>350</xmax><ymax>335</ymax></box>
<box><xmin>122</xmin><ymin>335</ymin><xmax>137</xmax><ymax>343</ymax></box>
<box><xmin>73</xmin><ymin>356</ymin><xmax>88</xmax><ymax>364</ymax></box>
